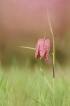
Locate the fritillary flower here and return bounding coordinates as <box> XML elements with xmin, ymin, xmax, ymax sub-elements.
<box><xmin>35</xmin><ymin>38</ymin><xmax>50</xmax><ymax>60</ymax></box>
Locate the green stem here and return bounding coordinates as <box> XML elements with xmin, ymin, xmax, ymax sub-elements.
<box><xmin>47</xmin><ymin>9</ymin><xmax>55</xmax><ymax>106</ymax></box>
<box><xmin>47</xmin><ymin>9</ymin><xmax>55</xmax><ymax>79</ymax></box>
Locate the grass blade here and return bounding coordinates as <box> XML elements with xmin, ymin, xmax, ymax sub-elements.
<box><xmin>20</xmin><ymin>46</ymin><xmax>35</xmax><ymax>50</ymax></box>
<box><xmin>40</xmin><ymin>67</ymin><xmax>53</xmax><ymax>92</ymax></box>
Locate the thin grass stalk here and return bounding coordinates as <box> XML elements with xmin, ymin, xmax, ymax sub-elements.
<box><xmin>20</xmin><ymin>46</ymin><xmax>35</xmax><ymax>50</ymax></box>
<box><xmin>26</xmin><ymin>94</ymin><xmax>46</xmax><ymax>106</ymax></box>
<box><xmin>40</xmin><ymin>67</ymin><xmax>53</xmax><ymax>92</ymax></box>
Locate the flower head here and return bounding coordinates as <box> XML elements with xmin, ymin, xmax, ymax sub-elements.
<box><xmin>35</xmin><ymin>38</ymin><xmax>50</xmax><ymax>60</ymax></box>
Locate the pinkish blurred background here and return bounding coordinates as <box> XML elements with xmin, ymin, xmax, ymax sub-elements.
<box><xmin>0</xmin><ymin>0</ymin><xmax>70</xmax><ymax>67</ymax></box>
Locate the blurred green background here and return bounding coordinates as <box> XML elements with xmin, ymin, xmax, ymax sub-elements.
<box><xmin>0</xmin><ymin>0</ymin><xmax>70</xmax><ymax>68</ymax></box>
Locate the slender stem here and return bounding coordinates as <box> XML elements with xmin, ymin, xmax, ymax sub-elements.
<box><xmin>53</xmin><ymin>78</ymin><xmax>55</xmax><ymax>106</ymax></box>
<box><xmin>47</xmin><ymin>9</ymin><xmax>55</xmax><ymax>78</ymax></box>
<box><xmin>47</xmin><ymin>9</ymin><xmax>55</xmax><ymax>106</ymax></box>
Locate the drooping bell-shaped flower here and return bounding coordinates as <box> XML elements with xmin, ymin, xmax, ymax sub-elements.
<box><xmin>35</xmin><ymin>38</ymin><xmax>50</xmax><ymax>60</ymax></box>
